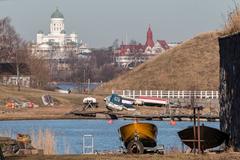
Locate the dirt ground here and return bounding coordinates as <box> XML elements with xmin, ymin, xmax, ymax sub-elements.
<box><xmin>0</xmin><ymin>86</ymin><xmax>219</xmax><ymax>121</ymax></box>
<box><xmin>5</xmin><ymin>152</ymin><xmax>240</xmax><ymax>160</ymax></box>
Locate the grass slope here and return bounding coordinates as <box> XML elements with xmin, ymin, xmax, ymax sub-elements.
<box><xmin>100</xmin><ymin>31</ymin><xmax>221</xmax><ymax>92</ymax></box>
<box><xmin>0</xmin><ymin>86</ymin><xmax>83</xmax><ymax>106</ymax></box>
<box><xmin>6</xmin><ymin>153</ymin><xmax>240</xmax><ymax>160</ymax></box>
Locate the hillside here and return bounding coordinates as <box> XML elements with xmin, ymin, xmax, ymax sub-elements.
<box><xmin>99</xmin><ymin>31</ymin><xmax>222</xmax><ymax>92</ymax></box>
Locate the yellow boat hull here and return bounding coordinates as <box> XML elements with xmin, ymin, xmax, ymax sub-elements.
<box><xmin>119</xmin><ymin>122</ymin><xmax>157</xmax><ymax>148</ymax></box>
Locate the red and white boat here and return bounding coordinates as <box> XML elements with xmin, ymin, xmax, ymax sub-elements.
<box><xmin>136</xmin><ymin>96</ymin><xmax>169</xmax><ymax>106</ymax></box>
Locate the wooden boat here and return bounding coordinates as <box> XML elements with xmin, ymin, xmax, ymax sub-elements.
<box><xmin>178</xmin><ymin>125</ymin><xmax>229</xmax><ymax>150</ymax></box>
<box><xmin>136</xmin><ymin>96</ymin><xmax>169</xmax><ymax>106</ymax></box>
<box><xmin>41</xmin><ymin>95</ymin><xmax>54</xmax><ymax>106</ymax></box>
<box><xmin>119</xmin><ymin>122</ymin><xmax>157</xmax><ymax>153</ymax></box>
<box><xmin>83</xmin><ymin>97</ymin><xmax>97</xmax><ymax>104</ymax></box>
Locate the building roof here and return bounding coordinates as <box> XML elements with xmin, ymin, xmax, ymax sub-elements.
<box><xmin>119</xmin><ymin>44</ymin><xmax>145</xmax><ymax>56</ymax></box>
<box><xmin>157</xmin><ymin>40</ymin><xmax>170</xmax><ymax>50</ymax></box>
<box><xmin>51</xmin><ymin>8</ymin><xmax>64</xmax><ymax>19</ymax></box>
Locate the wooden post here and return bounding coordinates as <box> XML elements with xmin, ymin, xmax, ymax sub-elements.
<box><xmin>193</xmin><ymin>107</ymin><xmax>196</xmax><ymax>154</ymax></box>
<box><xmin>191</xmin><ymin>90</ymin><xmax>196</xmax><ymax>154</ymax></box>
<box><xmin>197</xmin><ymin>107</ymin><xmax>201</xmax><ymax>153</ymax></box>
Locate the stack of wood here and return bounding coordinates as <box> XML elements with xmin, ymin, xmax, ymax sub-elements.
<box><xmin>219</xmin><ymin>32</ymin><xmax>240</xmax><ymax>150</ymax></box>
<box><xmin>0</xmin><ymin>135</ymin><xmax>41</xmax><ymax>157</ymax></box>
<box><xmin>0</xmin><ymin>146</ymin><xmax>4</xmax><ymax>160</ymax></box>
<box><xmin>0</xmin><ymin>137</ymin><xmax>20</xmax><ymax>155</ymax></box>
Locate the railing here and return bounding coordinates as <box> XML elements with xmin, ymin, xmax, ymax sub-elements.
<box><xmin>112</xmin><ymin>90</ymin><xmax>219</xmax><ymax>99</ymax></box>
<box><xmin>82</xmin><ymin>134</ymin><xmax>94</xmax><ymax>154</ymax></box>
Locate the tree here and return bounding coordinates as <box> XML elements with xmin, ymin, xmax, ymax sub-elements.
<box><xmin>0</xmin><ymin>17</ymin><xmax>50</xmax><ymax>89</ymax></box>
<box><xmin>0</xmin><ymin>17</ymin><xmax>26</xmax><ymax>91</ymax></box>
<box><xmin>112</xmin><ymin>39</ymin><xmax>119</xmax><ymax>50</ymax></box>
<box><xmin>129</xmin><ymin>39</ymin><xmax>138</xmax><ymax>45</ymax></box>
<box><xmin>27</xmin><ymin>54</ymin><xmax>50</xmax><ymax>88</ymax></box>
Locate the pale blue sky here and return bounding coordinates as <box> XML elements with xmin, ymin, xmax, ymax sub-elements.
<box><xmin>0</xmin><ymin>0</ymin><xmax>238</xmax><ymax>48</ymax></box>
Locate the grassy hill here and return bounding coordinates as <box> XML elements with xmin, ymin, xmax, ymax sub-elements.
<box><xmin>99</xmin><ymin>31</ymin><xmax>222</xmax><ymax>92</ymax></box>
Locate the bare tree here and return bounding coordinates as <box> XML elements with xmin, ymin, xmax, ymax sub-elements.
<box><xmin>0</xmin><ymin>17</ymin><xmax>26</xmax><ymax>91</ymax></box>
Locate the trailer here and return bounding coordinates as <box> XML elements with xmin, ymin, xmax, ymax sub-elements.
<box><xmin>120</xmin><ymin>143</ymin><xmax>165</xmax><ymax>154</ymax></box>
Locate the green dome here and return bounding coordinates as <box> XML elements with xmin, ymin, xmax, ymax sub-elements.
<box><xmin>51</xmin><ymin>8</ymin><xmax>64</xmax><ymax>19</ymax></box>
<box><xmin>60</xmin><ymin>30</ymin><xmax>66</xmax><ymax>34</ymax></box>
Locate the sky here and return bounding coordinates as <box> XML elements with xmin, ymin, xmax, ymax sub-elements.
<box><xmin>0</xmin><ymin>0</ymin><xmax>238</xmax><ymax>48</ymax></box>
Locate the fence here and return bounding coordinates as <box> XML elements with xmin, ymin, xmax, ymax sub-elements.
<box><xmin>112</xmin><ymin>90</ymin><xmax>219</xmax><ymax>99</ymax></box>
<box><xmin>0</xmin><ymin>75</ymin><xmax>31</xmax><ymax>88</ymax></box>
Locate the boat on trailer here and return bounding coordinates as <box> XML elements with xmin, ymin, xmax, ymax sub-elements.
<box><xmin>119</xmin><ymin>122</ymin><xmax>164</xmax><ymax>154</ymax></box>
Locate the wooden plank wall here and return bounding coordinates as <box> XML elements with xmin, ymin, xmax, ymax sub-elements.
<box><xmin>219</xmin><ymin>32</ymin><xmax>240</xmax><ymax>150</ymax></box>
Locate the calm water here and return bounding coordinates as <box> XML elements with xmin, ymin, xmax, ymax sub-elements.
<box><xmin>0</xmin><ymin>120</ymin><xmax>219</xmax><ymax>154</ymax></box>
<box><xmin>57</xmin><ymin>82</ymin><xmax>101</xmax><ymax>91</ymax></box>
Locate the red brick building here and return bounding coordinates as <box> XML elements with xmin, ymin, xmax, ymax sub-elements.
<box><xmin>115</xmin><ymin>26</ymin><xmax>170</xmax><ymax>68</ymax></box>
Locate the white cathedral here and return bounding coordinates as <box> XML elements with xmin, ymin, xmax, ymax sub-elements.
<box><xmin>32</xmin><ymin>8</ymin><xmax>91</xmax><ymax>59</ymax></box>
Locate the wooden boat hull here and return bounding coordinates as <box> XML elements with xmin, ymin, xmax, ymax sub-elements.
<box><xmin>136</xmin><ymin>96</ymin><xmax>169</xmax><ymax>106</ymax></box>
<box><xmin>178</xmin><ymin>126</ymin><xmax>229</xmax><ymax>150</ymax></box>
<box><xmin>119</xmin><ymin>122</ymin><xmax>157</xmax><ymax>148</ymax></box>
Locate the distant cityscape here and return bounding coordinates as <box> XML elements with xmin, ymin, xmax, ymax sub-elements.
<box><xmin>1</xmin><ymin>8</ymin><xmax>182</xmax><ymax>88</ymax></box>
<box><xmin>31</xmin><ymin>8</ymin><xmax>181</xmax><ymax>71</ymax></box>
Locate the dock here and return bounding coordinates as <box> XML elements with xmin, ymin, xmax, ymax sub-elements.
<box><xmin>69</xmin><ymin>110</ymin><xmax>219</xmax><ymax>122</ymax></box>
<box><xmin>121</xmin><ymin>114</ymin><xmax>219</xmax><ymax>121</ymax></box>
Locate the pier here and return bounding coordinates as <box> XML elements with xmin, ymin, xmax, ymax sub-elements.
<box><xmin>69</xmin><ymin>110</ymin><xmax>219</xmax><ymax>122</ymax></box>
<box><xmin>121</xmin><ymin>114</ymin><xmax>219</xmax><ymax>122</ymax></box>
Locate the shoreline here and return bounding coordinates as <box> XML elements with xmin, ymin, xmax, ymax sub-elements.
<box><xmin>5</xmin><ymin>152</ymin><xmax>240</xmax><ymax>160</ymax></box>
<box><xmin>0</xmin><ymin>115</ymin><xmax>220</xmax><ymax>122</ymax></box>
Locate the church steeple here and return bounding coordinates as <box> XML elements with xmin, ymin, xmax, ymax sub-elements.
<box><xmin>145</xmin><ymin>25</ymin><xmax>154</xmax><ymax>48</ymax></box>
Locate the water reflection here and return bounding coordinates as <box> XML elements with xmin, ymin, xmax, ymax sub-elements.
<box><xmin>0</xmin><ymin>120</ymin><xmax>219</xmax><ymax>154</ymax></box>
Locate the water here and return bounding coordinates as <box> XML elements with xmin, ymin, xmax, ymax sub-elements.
<box><xmin>0</xmin><ymin>120</ymin><xmax>219</xmax><ymax>154</ymax></box>
<box><xmin>56</xmin><ymin>82</ymin><xmax>101</xmax><ymax>91</ymax></box>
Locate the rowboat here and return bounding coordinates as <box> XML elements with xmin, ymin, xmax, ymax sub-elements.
<box><xmin>119</xmin><ymin>122</ymin><xmax>158</xmax><ymax>153</ymax></box>
<box><xmin>41</xmin><ymin>95</ymin><xmax>54</xmax><ymax>106</ymax></box>
<box><xmin>178</xmin><ymin>125</ymin><xmax>229</xmax><ymax>150</ymax></box>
